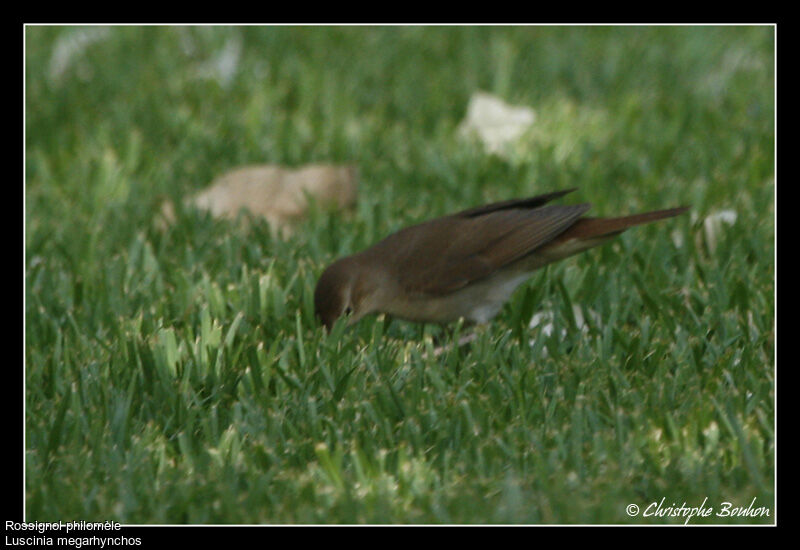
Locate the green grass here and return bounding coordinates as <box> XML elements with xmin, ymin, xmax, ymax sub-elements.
<box><xmin>25</xmin><ymin>25</ymin><xmax>774</xmax><ymax>524</ymax></box>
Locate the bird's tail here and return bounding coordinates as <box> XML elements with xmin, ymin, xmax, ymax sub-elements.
<box><xmin>536</xmin><ymin>206</ymin><xmax>688</xmax><ymax>261</ymax></box>
<box><xmin>561</xmin><ymin>206</ymin><xmax>689</xmax><ymax>241</ymax></box>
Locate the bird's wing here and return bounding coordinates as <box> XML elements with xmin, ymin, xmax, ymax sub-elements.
<box><xmin>379</xmin><ymin>202</ymin><xmax>591</xmax><ymax>296</ymax></box>
<box><xmin>453</xmin><ymin>188</ymin><xmax>577</xmax><ymax>218</ymax></box>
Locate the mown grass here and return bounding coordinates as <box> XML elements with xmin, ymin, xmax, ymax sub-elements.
<box><xmin>25</xmin><ymin>25</ymin><xmax>774</xmax><ymax>524</ymax></box>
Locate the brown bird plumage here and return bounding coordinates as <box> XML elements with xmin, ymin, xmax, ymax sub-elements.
<box><xmin>314</xmin><ymin>189</ymin><xmax>687</xmax><ymax>329</ymax></box>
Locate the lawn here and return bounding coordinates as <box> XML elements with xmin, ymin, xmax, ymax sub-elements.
<box><xmin>24</xmin><ymin>25</ymin><xmax>775</xmax><ymax>524</ymax></box>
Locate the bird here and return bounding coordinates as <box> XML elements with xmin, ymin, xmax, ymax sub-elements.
<box><xmin>314</xmin><ymin>188</ymin><xmax>687</xmax><ymax>330</ymax></box>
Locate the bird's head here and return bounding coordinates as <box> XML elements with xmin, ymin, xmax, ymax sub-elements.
<box><xmin>314</xmin><ymin>256</ymin><xmax>382</xmax><ymax>330</ymax></box>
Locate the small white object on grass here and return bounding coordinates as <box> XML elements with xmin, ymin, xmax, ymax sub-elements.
<box><xmin>703</xmin><ymin>209</ymin><xmax>738</xmax><ymax>252</ymax></box>
<box><xmin>48</xmin><ymin>27</ymin><xmax>110</xmax><ymax>84</ymax></box>
<box><xmin>458</xmin><ymin>91</ymin><xmax>536</xmax><ymax>156</ymax></box>
<box><xmin>528</xmin><ymin>305</ymin><xmax>601</xmax><ymax>354</ymax></box>
<box><xmin>195</xmin><ymin>35</ymin><xmax>242</xmax><ymax>88</ymax></box>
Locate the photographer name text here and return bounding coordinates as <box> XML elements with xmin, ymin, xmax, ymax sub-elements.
<box><xmin>626</xmin><ymin>497</ymin><xmax>770</xmax><ymax>524</ymax></box>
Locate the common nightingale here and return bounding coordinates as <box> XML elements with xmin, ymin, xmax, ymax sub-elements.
<box><xmin>314</xmin><ymin>188</ymin><xmax>687</xmax><ymax>330</ymax></box>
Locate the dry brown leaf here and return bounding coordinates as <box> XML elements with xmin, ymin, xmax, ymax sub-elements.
<box><xmin>159</xmin><ymin>163</ymin><xmax>358</xmax><ymax>234</ymax></box>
